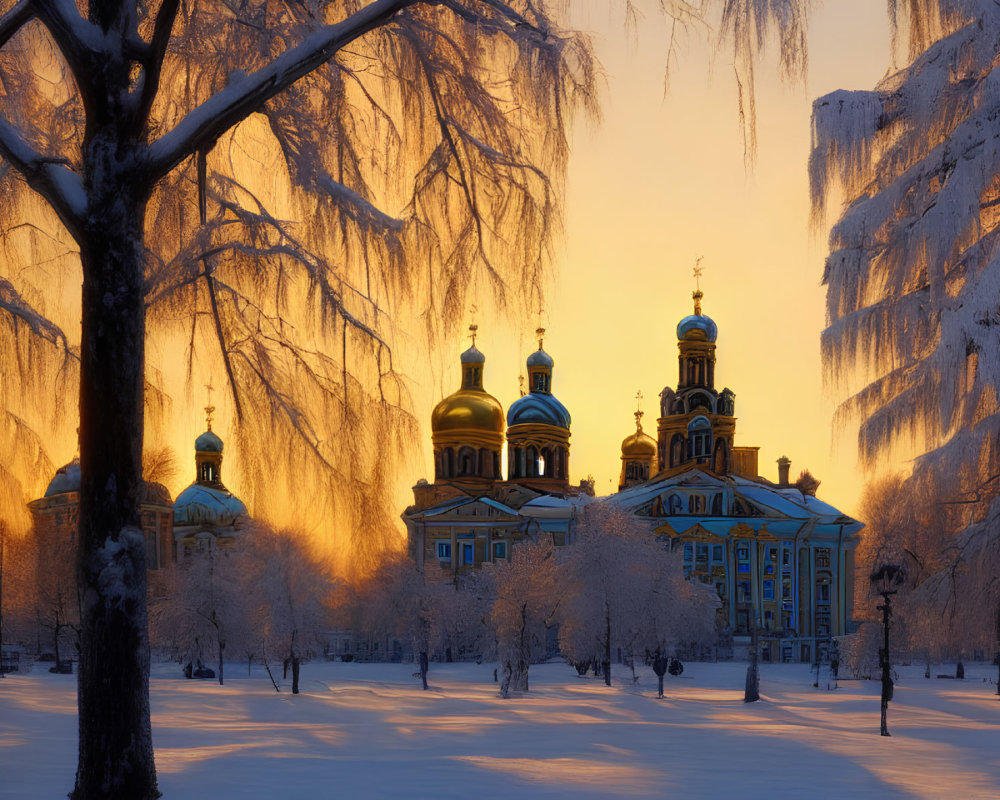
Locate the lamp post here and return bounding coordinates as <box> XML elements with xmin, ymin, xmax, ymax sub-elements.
<box><xmin>870</xmin><ymin>564</ymin><xmax>905</xmax><ymax>736</ymax></box>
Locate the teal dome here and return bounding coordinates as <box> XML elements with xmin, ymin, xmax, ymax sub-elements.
<box><xmin>677</xmin><ymin>314</ymin><xmax>718</xmax><ymax>342</ymax></box>
<box><xmin>195</xmin><ymin>430</ymin><xmax>224</xmax><ymax>452</ymax></box>
<box><xmin>173</xmin><ymin>484</ymin><xmax>247</xmax><ymax>526</ymax></box>
<box><xmin>507</xmin><ymin>393</ymin><xmax>571</xmax><ymax>429</ymax></box>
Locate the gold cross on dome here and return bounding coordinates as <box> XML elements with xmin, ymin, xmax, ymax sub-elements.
<box><xmin>536</xmin><ymin>327</ymin><xmax>546</xmax><ymax>350</ymax></box>
<box><xmin>692</xmin><ymin>256</ymin><xmax>704</xmax><ymax>291</ymax></box>
<box><xmin>204</xmin><ymin>382</ymin><xmax>215</xmax><ymax>430</ymax></box>
<box><xmin>634</xmin><ymin>390</ymin><xmax>644</xmax><ymax>427</ymax></box>
<box><xmin>468</xmin><ymin>323</ymin><xmax>478</xmax><ymax>346</ymax></box>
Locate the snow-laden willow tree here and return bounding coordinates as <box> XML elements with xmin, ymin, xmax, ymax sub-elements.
<box><xmin>811</xmin><ymin>0</ymin><xmax>1000</xmax><ymax>670</ymax></box>
<box><xmin>0</xmin><ymin>0</ymin><xmax>810</xmax><ymax>796</ymax></box>
<box><xmin>811</xmin><ymin>0</ymin><xmax>1000</xmax><ymax>499</ymax></box>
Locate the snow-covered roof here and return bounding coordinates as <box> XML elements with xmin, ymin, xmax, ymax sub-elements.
<box><xmin>606</xmin><ymin>467</ymin><xmax>861</xmax><ymax>538</ymax></box>
<box><xmin>174</xmin><ymin>483</ymin><xmax>247</xmax><ymax>526</ymax></box>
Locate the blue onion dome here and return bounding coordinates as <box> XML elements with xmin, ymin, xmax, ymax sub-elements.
<box><xmin>44</xmin><ymin>458</ymin><xmax>81</xmax><ymax>496</ymax></box>
<box><xmin>526</xmin><ymin>348</ymin><xmax>554</xmax><ymax>369</ymax></box>
<box><xmin>173</xmin><ymin>484</ymin><xmax>247</xmax><ymax>526</ymax></box>
<box><xmin>195</xmin><ymin>429</ymin><xmax>224</xmax><ymax>452</ymax></box>
<box><xmin>507</xmin><ymin>392</ymin><xmax>571</xmax><ymax>428</ymax></box>
<box><xmin>677</xmin><ymin>314</ymin><xmax>717</xmax><ymax>342</ymax></box>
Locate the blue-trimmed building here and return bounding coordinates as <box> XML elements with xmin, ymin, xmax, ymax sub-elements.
<box><xmin>405</xmin><ymin>305</ymin><xmax>861</xmax><ymax>662</ymax></box>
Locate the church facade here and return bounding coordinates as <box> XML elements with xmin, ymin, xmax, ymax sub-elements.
<box><xmin>28</xmin><ymin>407</ymin><xmax>250</xmax><ymax>570</ymax></box>
<box><xmin>404</xmin><ymin>327</ymin><xmax>591</xmax><ymax>582</ymax></box>
<box><xmin>404</xmin><ymin>291</ymin><xmax>862</xmax><ymax>664</ymax></box>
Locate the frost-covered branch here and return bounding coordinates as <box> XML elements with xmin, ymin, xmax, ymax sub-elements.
<box><xmin>0</xmin><ymin>276</ymin><xmax>76</xmax><ymax>357</ymax></box>
<box><xmin>146</xmin><ymin>0</ymin><xmax>423</xmax><ymax>179</ymax></box>
<box><xmin>0</xmin><ymin>117</ymin><xmax>84</xmax><ymax>239</ymax></box>
<box><xmin>131</xmin><ymin>0</ymin><xmax>180</xmax><ymax>134</ymax></box>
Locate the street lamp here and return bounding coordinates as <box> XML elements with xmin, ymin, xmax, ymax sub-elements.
<box><xmin>870</xmin><ymin>563</ymin><xmax>906</xmax><ymax>736</ymax></box>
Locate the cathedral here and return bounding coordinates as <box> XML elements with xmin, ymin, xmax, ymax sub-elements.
<box><xmin>403</xmin><ymin>289</ymin><xmax>862</xmax><ymax>664</ymax></box>
<box><xmin>29</xmin><ymin>406</ymin><xmax>250</xmax><ymax>569</ymax></box>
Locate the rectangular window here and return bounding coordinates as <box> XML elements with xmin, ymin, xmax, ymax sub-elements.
<box><xmin>736</xmin><ymin>610</ymin><xmax>749</xmax><ymax>633</ymax></box>
<box><xmin>436</xmin><ymin>541</ymin><xmax>451</xmax><ymax>560</ymax></box>
<box><xmin>782</xmin><ymin>579</ymin><xmax>792</xmax><ymax>600</ymax></box>
<box><xmin>815</xmin><ymin>548</ymin><xmax>831</xmax><ymax>568</ymax></box>
<box><xmin>492</xmin><ymin>541</ymin><xmax>507</xmax><ymax>560</ymax></box>
<box><xmin>683</xmin><ymin>542</ymin><xmax>693</xmax><ymax>561</ymax></box>
<box><xmin>462</xmin><ymin>543</ymin><xmax>474</xmax><ymax>565</ymax></box>
<box><xmin>782</xmin><ymin>548</ymin><xmax>792</xmax><ymax>567</ymax></box>
<box><xmin>763</xmin><ymin>579</ymin><xmax>774</xmax><ymax>600</ymax></box>
<box><xmin>712</xmin><ymin>545</ymin><xmax>724</xmax><ymax>563</ymax></box>
<box><xmin>817</xmin><ymin>582</ymin><xmax>830</xmax><ymax>603</ymax></box>
<box><xmin>737</xmin><ymin>544</ymin><xmax>750</xmax><ymax>573</ymax></box>
<box><xmin>695</xmin><ymin>543</ymin><xmax>708</xmax><ymax>565</ymax></box>
<box><xmin>738</xmin><ymin>581</ymin><xmax>751</xmax><ymax>602</ymax></box>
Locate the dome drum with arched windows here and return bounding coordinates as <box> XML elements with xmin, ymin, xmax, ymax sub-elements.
<box><xmin>431</xmin><ymin>330</ymin><xmax>505</xmax><ymax>484</ymax></box>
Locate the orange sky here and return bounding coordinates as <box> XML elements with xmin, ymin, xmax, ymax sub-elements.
<box><xmin>61</xmin><ymin>1</ymin><xmax>895</xmax><ymax>537</ymax></box>
<box><xmin>406</xmin><ymin>2</ymin><xmax>894</xmax><ymax>518</ymax></box>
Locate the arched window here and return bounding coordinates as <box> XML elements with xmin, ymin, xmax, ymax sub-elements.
<box><xmin>688</xmin><ymin>392</ymin><xmax>713</xmax><ymax>412</ymax></box>
<box><xmin>670</xmin><ymin>434</ymin><xmax>685</xmax><ymax>467</ymax></box>
<box><xmin>526</xmin><ymin>446</ymin><xmax>538</xmax><ymax>477</ymax></box>
<box><xmin>687</xmin><ymin>416</ymin><xmax>712</xmax><ymax>459</ymax></box>
<box><xmin>457</xmin><ymin>446</ymin><xmax>475</xmax><ymax>476</ymax></box>
<box><xmin>540</xmin><ymin>447</ymin><xmax>552</xmax><ymax>477</ymax></box>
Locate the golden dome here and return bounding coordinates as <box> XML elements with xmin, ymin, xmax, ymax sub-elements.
<box><xmin>622</xmin><ymin>428</ymin><xmax>656</xmax><ymax>459</ymax></box>
<box><xmin>432</xmin><ymin>389</ymin><xmax>504</xmax><ymax>436</ymax></box>
<box><xmin>621</xmin><ymin>408</ymin><xmax>655</xmax><ymax>459</ymax></box>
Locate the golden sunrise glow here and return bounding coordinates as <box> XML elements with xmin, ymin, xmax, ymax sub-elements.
<box><xmin>8</xmin><ymin>1</ymin><xmax>896</xmax><ymax>564</ymax></box>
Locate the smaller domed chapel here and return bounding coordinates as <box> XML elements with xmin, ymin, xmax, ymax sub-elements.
<box><xmin>404</xmin><ymin>292</ymin><xmax>862</xmax><ymax>664</ymax></box>
<box><xmin>29</xmin><ymin>405</ymin><xmax>251</xmax><ymax>573</ymax></box>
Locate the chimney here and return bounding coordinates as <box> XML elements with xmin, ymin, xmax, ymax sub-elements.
<box><xmin>777</xmin><ymin>456</ymin><xmax>791</xmax><ymax>487</ymax></box>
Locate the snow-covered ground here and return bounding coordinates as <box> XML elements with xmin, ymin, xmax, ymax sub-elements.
<box><xmin>2</xmin><ymin>660</ymin><xmax>999</xmax><ymax>798</ymax></box>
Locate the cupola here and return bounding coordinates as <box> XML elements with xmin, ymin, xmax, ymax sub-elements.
<box><xmin>430</xmin><ymin>325</ymin><xmax>504</xmax><ymax>483</ymax></box>
<box><xmin>173</xmin><ymin>405</ymin><xmax>247</xmax><ymax>530</ymax></box>
<box><xmin>619</xmin><ymin>401</ymin><xmax>656</xmax><ymax>491</ymax></box>
<box><xmin>506</xmin><ymin>328</ymin><xmax>571</xmax><ymax>490</ymax></box>
<box><xmin>655</xmin><ymin>274</ymin><xmax>738</xmax><ymax>475</ymax></box>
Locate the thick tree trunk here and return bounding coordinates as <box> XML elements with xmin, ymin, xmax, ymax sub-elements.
<box><xmin>291</xmin><ymin>656</ymin><xmax>301</xmax><ymax>694</ymax></box>
<box><xmin>72</xmin><ymin>171</ymin><xmax>158</xmax><ymax>799</ymax></box>
<box><xmin>419</xmin><ymin>650</ymin><xmax>429</xmax><ymax>691</ymax></box>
